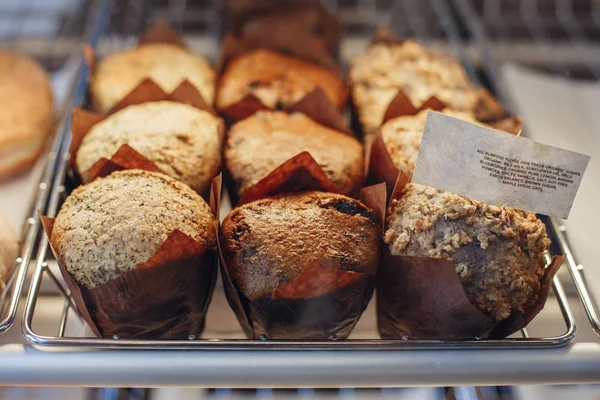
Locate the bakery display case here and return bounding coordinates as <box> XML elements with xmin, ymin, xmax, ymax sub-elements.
<box><xmin>0</xmin><ymin>0</ymin><xmax>600</xmax><ymax>389</ymax></box>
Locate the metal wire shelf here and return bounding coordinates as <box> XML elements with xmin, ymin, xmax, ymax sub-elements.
<box><xmin>454</xmin><ymin>0</ymin><xmax>600</xmax><ymax>338</ymax></box>
<box><xmin>0</xmin><ymin>0</ymin><xmax>105</xmax><ymax>335</ymax></box>
<box><xmin>17</xmin><ymin>0</ymin><xmax>579</xmax><ymax>352</ymax></box>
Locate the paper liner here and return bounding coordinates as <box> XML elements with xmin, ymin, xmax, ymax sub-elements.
<box><xmin>70</xmin><ymin>82</ymin><xmax>223</xmax><ymax>185</ymax></box>
<box><xmin>376</xmin><ymin>172</ymin><xmax>566</xmax><ymax>339</ymax></box>
<box><xmin>218</xmin><ymin>170</ymin><xmax>381</xmax><ymax>340</ymax></box>
<box><xmin>38</xmin><ymin>176</ymin><xmax>221</xmax><ymax>339</ymax></box>
<box><xmin>236</xmin><ymin>151</ymin><xmax>340</xmax><ymax>207</ymax></box>
<box><xmin>367</xmin><ymin>117</ymin><xmax>524</xmax><ymax>197</ymax></box>
<box><xmin>86</xmin><ymin>21</ymin><xmax>214</xmax><ymax>114</ymax></box>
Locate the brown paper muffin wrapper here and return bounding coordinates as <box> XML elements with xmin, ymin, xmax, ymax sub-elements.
<box><xmin>223</xmin><ymin>0</ymin><xmax>340</xmax><ymax>60</ymax></box>
<box><xmin>85</xmin><ymin>21</ymin><xmax>214</xmax><ymax>115</ymax></box>
<box><xmin>217</xmin><ymin>159</ymin><xmax>384</xmax><ymax>340</ymax></box>
<box><xmin>366</xmin><ymin>116</ymin><xmax>523</xmax><ymax>197</ymax></box>
<box><xmin>38</xmin><ymin>173</ymin><xmax>222</xmax><ymax>340</ymax></box>
<box><xmin>69</xmin><ymin>87</ymin><xmax>224</xmax><ymax>189</ymax></box>
<box><xmin>376</xmin><ymin>172</ymin><xmax>565</xmax><ymax>339</ymax></box>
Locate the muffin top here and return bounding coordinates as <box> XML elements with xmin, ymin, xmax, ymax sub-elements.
<box><xmin>350</xmin><ymin>40</ymin><xmax>503</xmax><ymax>132</ymax></box>
<box><xmin>52</xmin><ymin>170</ymin><xmax>215</xmax><ymax>288</ymax></box>
<box><xmin>381</xmin><ymin>109</ymin><xmax>480</xmax><ymax>177</ymax></box>
<box><xmin>76</xmin><ymin>101</ymin><xmax>221</xmax><ymax>193</ymax></box>
<box><xmin>385</xmin><ymin>183</ymin><xmax>550</xmax><ymax>321</ymax></box>
<box><xmin>225</xmin><ymin>111</ymin><xmax>363</xmax><ymax>196</ymax></box>
<box><xmin>217</xmin><ymin>49</ymin><xmax>347</xmax><ymax>114</ymax></box>
<box><xmin>91</xmin><ymin>44</ymin><xmax>214</xmax><ymax>113</ymax></box>
<box><xmin>221</xmin><ymin>191</ymin><xmax>381</xmax><ymax>300</ymax></box>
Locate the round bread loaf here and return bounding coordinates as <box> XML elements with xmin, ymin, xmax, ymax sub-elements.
<box><xmin>0</xmin><ymin>212</ymin><xmax>18</xmax><ymax>288</ymax></box>
<box><xmin>381</xmin><ymin>109</ymin><xmax>481</xmax><ymax>178</ymax></box>
<box><xmin>52</xmin><ymin>170</ymin><xmax>215</xmax><ymax>289</ymax></box>
<box><xmin>350</xmin><ymin>40</ymin><xmax>504</xmax><ymax>133</ymax></box>
<box><xmin>91</xmin><ymin>44</ymin><xmax>214</xmax><ymax>113</ymax></box>
<box><xmin>217</xmin><ymin>49</ymin><xmax>347</xmax><ymax>117</ymax></box>
<box><xmin>221</xmin><ymin>191</ymin><xmax>381</xmax><ymax>301</ymax></box>
<box><xmin>384</xmin><ymin>183</ymin><xmax>550</xmax><ymax>321</ymax></box>
<box><xmin>0</xmin><ymin>50</ymin><xmax>53</xmax><ymax>179</ymax></box>
<box><xmin>224</xmin><ymin>111</ymin><xmax>363</xmax><ymax>197</ymax></box>
<box><xmin>75</xmin><ymin>101</ymin><xmax>221</xmax><ymax>193</ymax></box>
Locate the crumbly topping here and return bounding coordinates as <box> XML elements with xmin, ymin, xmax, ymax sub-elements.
<box><xmin>225</xmin><ymin>111</ymin><xmax>364</xmax><ymax>196</ymax></box>
<box><xmin>76</xmin><ymin>101</ymin><xmax>221</xmax><ymax>194</ymax></box>
<box><xmin>385</xmin><ymin>183</ymin><xmax>550</xmax><ymax>321</ymax></box>
<box><xmin>52</xmin><ymin>170</ymin><xmax>215</xmax><ymax>288</ymax></box>
<box><xmin>217</xmin><ymin>49</ymin><xmax>346</xmax><ymax>111</ymax></box>
<box><xmin>381</xmin><ymin>109</ymin><xmax>481</xmax><ymax>177</ymax></box>
<box><xmin>92</xmin><ymin>44</ymin><xmax>215</xmax><ymax>113</ymax></box>
<box><xmin>349</xmin><ymin>40</ymin><xmax>495</xmax><ymax>133</ymax></box>
<box><xmin>221</xmin><ymin>191</ymin><xmax>381</xmax><ymax>301</ymax></box>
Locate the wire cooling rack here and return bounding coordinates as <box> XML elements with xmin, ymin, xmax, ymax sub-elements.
<box><xmin>454</xmin><ymin>0</ymin><xmax>600</xmax><ymax>338</ymax></box>
<box><xmin>19</xmin><ymin>0</ymin><xmax>582</xmax><ymax>350</ymax></box>
<box><xmin>0</xmin><ymin>0</ymin><xmax>106</xmax><ymax>335</ymax></box>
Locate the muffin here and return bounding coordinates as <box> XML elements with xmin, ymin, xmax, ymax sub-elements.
<box><xmin>75</xmin><ymin>101</ymin><xmax>221</xmax><ymax>194</ymax></box>
<box><xmin>91</xmin><ymin>44</ymin><xmax>214</xmax><ymax>113</ymax></box>
<box><xmin>350</xmin><ymin>40</ymin><xmax>505</xmax><ymax>134</ymax></box>
<box><xmin>49</xmin><ymin>170</ymin><xmax>218</xmax><ymax>338</ymax></box>
<box><xmin>380</xmin><ymin>109</ymin><xmax>514</xmax><ymax>180</ymax></box>
<box><xmin>217</xmin><ymin>49</ymin><xmax>347</xmax><ymax>121</ymax></box>
<box><xmin>0</xmin><ymin>50</ymin><xmax>54</xmax><ymax>179</ymax></box>
<box><xmin>379</xmin><ymin>183</ymin><xmax>551</xmax><ymax>339</ymax></box>
<box><xmin>225</xmin><ymin>111</ymin><xmax>363</xmax><ymax>198</ymax></box>
<box><xmin>220</xmin><ymin>191</ymin><xmax>381</xmax><ymax>339</ymax></box>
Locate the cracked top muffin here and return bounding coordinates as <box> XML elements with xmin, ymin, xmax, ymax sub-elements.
<box><xmin>220</xmin><ymin>191</ymin><xmax>381</xmax><ymax>301</ymax></box>
<box><xmin>384</xmin><ymin>183</ymin><xmax>550</xmax><ymax>321</ymax></box>
<box><xmin>91</xmin><ymin>44</ymin><xmax>215</xmax><ymax>113</ymax></box>
<box><xmin>217</xmin><ymin>49</ymin><xmax>347</xmax><ymax>120</ymax></box>
<box><xmin>224</xmin><ymin>111</ymin><xmax>363</xmax><ymax>197</ymax></box>
<box><xmin>381</xmin><ymin>109</ymin><xmax>496</xmax><ymax>179</ymax></box>
<box><xmin>350</xmin><ymin>40</ymin><xmax>504</xmax><ymax>134</ymax></box>
<box><xmin>51</xmin><ymin>170</ymin><xmax>216</xmax><ymax>288</ymax></box>
<box><xmin>75</xmin><ymin>101</ymin><xmax>221</xmax><ymax>194</ymax></box>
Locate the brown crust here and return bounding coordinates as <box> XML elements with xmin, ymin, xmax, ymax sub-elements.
<box><xmin>216</xmin><ymin>49</ymin><xmax>347</xmax><ymax>122</ymax></box>
<box><xmin>225</xmin><ymin>111</ymin><xmax>363</xmax><ymax>199</ymax></box>
<box><xmin>0</xmin><ymin>141</ymin><xmax>46</xmax><ymax>180</ymax></box>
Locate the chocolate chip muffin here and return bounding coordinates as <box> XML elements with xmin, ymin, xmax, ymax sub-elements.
<box><xmin>220</xmin><ymin>191</ymin><xmax>381</xmax><ymax>339</ymax></box>
<box><xmin>91</xmin><ymin>44</ymin><xmax>214</xmax><ymax>113</ymax></box>
<box><xmin>384</xmin><ymin>183</ymin><xmax>550</xmax><ymax>322</ymax></box>
<box><xmin>217</xmin><ymin>49</ymin><xmax>347</xmax><ymax>120</ymax></box>
<box><xmin>350</xmin><ymin>40</ymin><xmax>504</xmax><ymax>134</ymax></box>
<box><xmin>52</xmin><ymin>170</ymin><xmax>216</xmax><ymax>289</ymax></box>
<box><xmin>224</xmin><ymin>111</ymin><xmax>363</xmax><ymax>197</ymax></box>
<box><xmin>75</xmin><ymin>101</ymin><xmax>221</xmax><ymax>194</ymax></box>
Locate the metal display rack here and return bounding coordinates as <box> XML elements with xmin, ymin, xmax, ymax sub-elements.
<box><xmin>0</xmin><ymin>0</ymin><xmax>100</xmax><ymax>335</ymax></box>
<box><xmin>1</xmin><ymin>0</ymin><xmax>600</xmax><ymax>387</ymax></box>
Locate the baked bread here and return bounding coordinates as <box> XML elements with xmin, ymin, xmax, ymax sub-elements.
<box><xmin>224</xmin><ymin>111</ymin><xmax>363</xmax><ymax>197</ymax></box>
<box><xmin>0</xmin><ymin>50</ymin><xmax>53</xmax><ymax>179</ymax></box>
<box><xmin>384</xmin><ymin>183</ymin><xmax>550</xmax><ymax>322</ymax></box>
<box><xmin>381</xmin><ymin>109</ymin><xmax>493</xmax><ymax>179</ymax></box>
<box><xmin>220</xmin><ymin>191</ymin><xmax>381</xmax><ymax>339</ymax></box>
<box><xmin>91</xmin><ymin>44</ymin><xmax>214</xmax><ymax>113</ymax></box>
<box><xmin>52</xmin><ymin>170</ymin><xmax>215</xmax><ymax>289</ymax></box>
<box><xmin>75</xmin><ymin>101</ymin><xmax>221</xmax><ymax>194</ymax></box>
<box><xmin>350</xmin><ymin>40</ymin><xmax>504</xmax><ymax>134</ymax></box>
<box><xmin>0</xmin><ymin>212</ymin><xmax>18</xmax><ymax>288</ymax></box>
<box><xmin>217</xmin><ymin>49</ymin><xmax>347</xmax><ymax>118</ymax></box>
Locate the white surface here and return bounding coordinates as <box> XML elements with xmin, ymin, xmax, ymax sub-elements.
<box><xmin>500</xmin><ymin>64</ymin><xmax>600</xmax><ymax>298</ymax></box>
